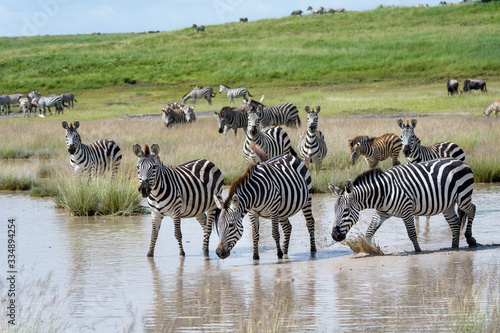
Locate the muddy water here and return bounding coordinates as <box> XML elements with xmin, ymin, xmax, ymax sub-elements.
<box><xmin>1</xmin><ymin>184</ymin><xmax>500</xmax><ymax>332</ymax></box>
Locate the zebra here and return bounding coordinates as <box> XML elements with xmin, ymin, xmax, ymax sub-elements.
<box><xmin>213</xmin><ymin>145</ymin><xmax>317</xmax><ymax>260</ymax></box>
<box><xmin>61</xmin><ymin>93</ymin><xmax>78</xmax><ymax>108</ymax></box>
<box><xmin>182</xmin><ymin>105</ymin><xmax>196</xmax><ymax>123</ymax></box>
<box><xmin>0</xmin><ymin>95</ymin><xmax>10</xmax><ymax>115</ymax></box>
<box><xmin>19</xmin><ymin>97</ymin><xmax>35</xmax><ymax>117</ymax></box>
<box><xmin>219</xmin><ymin>84</ymin><xmax>252</xmax><ymax>104</ymax></box>
<box><xmin>243</xmin><ymin>105</ymin><xmax>296</xmax><ymax>164</ymax></box>
<box><xmin>62</xmin><ymin>121</ymin><xmax>122</xmax><ymax>178</ymax></box>
<box><xmin>181</xmin><ymin>86</ymin><xmax>216</xmax><ymax>105</ymax></box>
<box><xmin>334</xmin><ymin>8</ymin><xmax>346</xmax><ymax>13</ymax></box>
<box><xmin>397</xmin><ymin>119</ymin><xmax>465</xmax><ymax>164</ymax></box>
<box><xmin>348</xmin><ymin>133</ymin><xmax>402</xmax><ymax>169</ymax></box>
<box><xmin>328</xmin><ymin>158</ymin><xmax>477</xmax><ymax>252</ymax></box>
<box><xmin>243</xmin><ymin>98</ymin><xmax>301</xmax><ymax>128</ymax></box>
<box><xmin>291</xmin><ymin>10</ymin><xmax>303</xmax><ymax>16</ymax></box>
<box><xmin>307</xmin><ymin>6</ymin><xmax>324</xmax><ymax>14</ymax></box>
<box><xmin>161</xmin><ymin>105</ymin><xmax>187</xmax><ymax>127</ymax></box>
<box><xmin>192</xmin><ymin>24</ymin><xmax>205</xmax><ymax>33</ymax></box>
<box><xmin>30</xmin><ymin>91</ymin><xmax>67</xmax><ymax>116</ymax></box>
<box><xmin>214</xmin><ymin>104</ymin><xmax>248</xmax><ymax>136</ymax></box>
<box><xmin>323</xmin><ymin>8</ymin><xmax>335</xmax><ymax>14</ymax></box>
<box><xmin>297</xmin><ymin>106</ymin><xmax>327</xmax><ymax>172</ymax></box>
<box><xmin>7</xmin><ymin>94</ymin><xmax>24</xmax><ymax>107</ymax></box>
<box><xmin>239</xmin><ymin>17</ymin><xmax>248</xmax><ymax>23</ymax></box>
<box><xmin>133</xmin><ymin>143</ymin><xmax>224</xmax><ymax>257</ymax></box>
<box><xmin>483</xmin><ymin>100</ymin><xmax>500</xmax><ymax>119</ymax></box>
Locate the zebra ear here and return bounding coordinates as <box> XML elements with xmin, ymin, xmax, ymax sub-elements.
<box><xmin>411</xmin><ymin>119</ymin><xmax>417</xmax><ymax>128</ymax></box>
<box><xmin>328</xmin><ymin>183</ymin><xmax>343</xmax><ymax>196</ymax></box>
<box><xmin>214</xmin><ymin>111</ymin><xmax>219</xmax><ymax>115</ymax></box>
<box><xmin>397</xmin><ymin>119</ymin><xmax>405</xmax><ymax>129</ymax></box>
<box><xmin>62</xmin><ymin>121</ymin><xmax>69</xmax><ymax>129</ymax></box>
<box><xmin>315</xmin><ymin>106</ymin><xmax>321</xmax><ymax>113</ymax></box>
<box><xmin>214</xmin><ymin>195</ymin><xmax>224</xmax><ymax>210</ymax></box>
<box><xmin>132</xmin><ymin>144</ymin><xmax>143</xmax><ymax>157</ymax></box>
<box><xmin>345</xmin><ymin>180</ymin><xmax>354</xmax><ymax>194</ymax></box>
<box><xmin>150</xmin><ymin>144</ymin><xmax>160</xmax><ymax>156</ymax></box>
<box><xmin>305</xmin><ymin>106</ymin><xmax>311</xmax><ymax>114</ymax></box>
<box><xmin>73</xmin><ymin>121</ymin><xmax>79</xmax><ymax>129</ymax></box>
<box><xmin>256</xmin><ymin>105</ymin><xmax>263</xmax><ymax>115</ymax></box>
<box><xmin>230</xmin><ymin>194</ymin><xmax>239</xmax><ymax>210</ymax></box>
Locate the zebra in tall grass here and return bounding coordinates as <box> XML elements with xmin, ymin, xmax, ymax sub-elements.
<box><xmin>329</xmin><ymin>158</ymin><xmax>477</xmax><ymax>252</ymax></box>
<box><xmin>62</xmin><ymin>121</ymin><xmax>122</xmax><ymax>178</ymax></box>
<box><xmin>244</xmin><ymin>98</ymin><xmax>301</xmax><ymax>128</ymax></box>
<box><xmin>161</xmin><ymin>105</ymin><xmax>195</xmax><ymax>127</ymax></box>
<box><xmin>219</xmin><ymin>84</ymin><xmax>252</xmax><ymax>104</ymax></box>
<box><xmin>0</xmin><ymin>95</ymin><xmax>10</xmax><ymax>114</ymax></box>
<box><xmin>214</xmin><ymin>144</ymin><xmax>317</xmax><ymax>260</ymax></box>
<box><xmin>397</xmin><ymin>119</ymin><xmax>465</xmax><ymax>164</ymax></box>
<box><xmin>214</xmin><ymin>105</ymin><xmax>248</xmax><ymax>136</ymax></box>
<box><xmin>133</xmin><ymin>143</ymin><xmax>224</xmax><ymax>257</ymax></box>
<box><xmin>348</xmin><ymin>133</ymin><xmax>402</xmax><ymax>169</ymax></box>
<box><xmin>243</xmin><ymin>106</ymin><xmax>296</xmax><ymax>164</ymax></box>
<box><xmin>61</xmin><ymin>93</ymin><xmax>78</xmax><ymax>108</ymax></box>
<box><xmin>29</xmin><ymin>91</ymin><xmax>67</xmax><ymax>116</ymax></box>
<box><xmin>297</xmin><ymin>106</ymin><xmax>327</xmax><ymax>172</ymax></box>
<box><xmin>182</xmin><ymin>86</ymin><xmax>216</xmax><ymax>105</ymax></box>
<box><xmin>484</xmin><ymin>100</ymin><xmax>500</xmax><ymax>119</ymax></box>
<box><xmin>192</xmin><ymin>24</ymin><xmax>205</xmax><ymax>33</ymax></box>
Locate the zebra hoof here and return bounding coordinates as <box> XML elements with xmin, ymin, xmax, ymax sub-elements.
<box><xmin>203</xmin><ymin>249</ymin><xmax>210</xmax><ymax>257</ymax></box>
<box><xmin>467</xmin><ymin>237</ymin><xmax>478</xmax><ymax>247</ymax></box>
<box><xmin>253</xmin><ymin>254</ymin><xmax>260</xmax><ymax>260</ymax></box>
<box><xmin>277</xmin><ymin>251</ymin><xmax>283</xmax><ymax>259</ymax></box>
<box><xmin>180</xmin><ymin>250</ymin><xmax>186</xmax><ymax>257</ymax></box>
<box><xmin>147</xmin><ymin>252</ymin><xmax>154</xmax><ymax>257</ymax></box>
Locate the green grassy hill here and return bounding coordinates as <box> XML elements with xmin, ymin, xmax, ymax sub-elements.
<box><xmin>0</xmin><ymin>2</ymin><xmax>499</xmax><ymax>94</ymax></box>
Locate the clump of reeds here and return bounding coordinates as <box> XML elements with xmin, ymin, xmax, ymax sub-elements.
<box><xmin>0</xmin><ymin>174</ymin><xmax>35</xmax><ymax>191</ymax></box>
<box><xmin>343</xmin><ymin>232</ymin><xmax>384</xmax><ymax>255</ymax></box>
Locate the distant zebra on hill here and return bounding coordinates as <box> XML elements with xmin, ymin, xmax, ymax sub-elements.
<box><xmin>239</xmin><ymin>17</ymin><xmax>248</xmax><ymax>23</ymax></box>
<box><xmin>219</xmin><ymin>84</ymin><xmax>252</xmax><ymax>104</ymax></box>
<box><xmin>243</xmin><ymin>98</ymin><xmax>301</xmax><ymax>128</ymax></box>
<box><xmin>182</xmin><ymin>86</ymin><xmax>216</xmax><ymax>105</ymax></box>
<box><xmin>307</xmin><ymin>6</ymin><xmax>324</xmax><ymax>14</ymax></box>
<box><xmin>214</xmin><ymin>104</ymin><xmax>248</xmax><ymax>136</ymax></box>
<box><xmin>192</xmin><ymin>24</ymin><xmax>205</xmax><ymax>33</ymax></box>
<box><xmin>297</xmin><ymin>106</ymin><xmax>327</xmax><ymax>172</ymax></box>
<box><xmin>484</xmin><ymin>100</ymin><xmax>500</xmax><ymax>119</ymax></box>
<box><xmin>61</xmin><ymin>93</ymin><xmax>78</xmax><ymax>108</ymax></box>
<box><xmin>62</xmin><ymin>121</ymin><xmax>122</xmax><ymax>178</ymax></box>
<box><xmin>291</xmin><ymin>10</ymin><xmax>303</xmax><ymax>16</ymax></box>
<box><xmin>348</xmin><ymin>133</ymin><xmax>402</xmax><ymax>169</ymax></box>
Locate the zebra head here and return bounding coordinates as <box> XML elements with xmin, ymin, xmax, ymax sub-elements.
<box><xmin>349</xmin><ymin>142</ymin><xmax>361</xmax><ymax>166</ymax></box>
<box><xmin>214</xmin><ymin>194</ymin><xmax>245</xmax><ymax>259</ymax></box>
<box><xmin>133</xmin><ymin>143</ymin><xmax>161</xmax><ymax>198</ymax></box>
<box><xmin>328</xmin><ymin>181</ymin><xmax>360</xmax><ymax>242</ymax></box>
<box><xmin>219</xmin><ymin>84</ymin><xmax>228</xmax><ymax>94</ymax></box>
<box><xmin>247</xmin><ymin>106</ymin><xmax>262</xmax><ymax>138</ymax></box>
<box><xmin>216</xmin><ymin>107</ymin><xmax>229</xmax><ymax>133</ymax></box>
<box><xmin>27</xmin><ymin>90</ymin><xmax>40</xmax><ymax>100</ymax></box>
<box><xmin>183</xmin><ymin>105</ymin><xmax>195</xmax><ymax>123</ymax></box>
<box><xmin>397</xmin><ymin>118</ymin><xmax>418</xmax><ymax>157</ymax></box>
<box><xmin>62</xmin><ymin>121</ymin><xmax>80</xmax><ymax>154</ymax></box>
<box><xmin>305</xmin><ymin>105</ymin><xmax>320</xmax><ymax>133</ymax></box>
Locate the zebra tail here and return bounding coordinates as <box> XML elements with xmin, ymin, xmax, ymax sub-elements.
<box><xmin>62</xmin><ymin>101</ymin><xmax>69</xmax><ymax>108</ymax></box>
<box><xmin>458</xmin><ymin>208</ymin><xmax>466</xmax><ymax>231</ymax></box>
<box><xmin>297</xmin><ymin>116</ymin><xmax>301</xmax><ymax>127</ymax></box>
<box><xmin>247</xmin><ymin>91</ymin><xmax>252</xmax><ymax>97</ymax></box>
<box><xmin>289</xmin><ymin>146</ymin><xmax>298</xmax><ymax>157</ymax></box>
<box><xmin>73</xmin><ymin>97</ymin><xmax>78</xmax><ymax>103</ymax></box>
<box><xmin>211</xmin><ymin>92</ymin><xmax>216</xmax><ymax>98</ymax></box>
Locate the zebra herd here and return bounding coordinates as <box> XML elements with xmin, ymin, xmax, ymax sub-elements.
<box><xmin>0</xmin><ymin>90</ymin><xmax>77</xmax><ymax>117</ymax></box>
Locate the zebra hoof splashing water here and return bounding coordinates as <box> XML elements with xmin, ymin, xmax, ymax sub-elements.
<box><xmin>213</xmin><ymin>144</ymin><xmax>317</xmax><ymax>261</ymax></box>
<box><xmin>133</xmin><ymin>143</ymin><xmax>224</xmax><ymax>258</ymax></box>
<box><xmin>328</xmin><ymin>158</ymin><xmax>477</xmax><ymax>253</ymax></box>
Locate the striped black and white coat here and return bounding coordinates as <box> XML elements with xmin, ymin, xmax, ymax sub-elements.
<box><xmin>297</xmin><ymin>106</ymin><xmax>327</xmax><ymax>172</ymax></box>
<box><xmin>348</xmin><ymin>133</ymin><xmax>402</xmax><ymax>169</ymax></box>
<box><xmin>19</xmin><ymin>97</ymin><xmax>35</xmax><ymax>117</ymax></box>
<box><xmin>244</xmin><ymin>98</ymin><xmax>301</xmax><ymax>128</ymax></box>
<box><xmin>182</xmin><ymin>86</ymin><xmax>216</xmax><ymax>105</ymax></box>
<box><xmin>214</xmin><ymin>148</ymin><xmax>316</xmax><ymax>260</ymax></box>
<box><xmin>133</xmin><ymin>143</ymin><xmax>224</xmax><ymax>257</ymax></box>
<box><xmin>29</xmin><ymin>91</ymin><xmax>67</xmax><ymax>115</ymax></box>
<box><xmin>219</xmin><ymin>84</ymin><xmax>252</xmax><ymax>104</ymax></box>
<box><xmin>62</xmin><ymin>121</ymin><xmax>122</xmax><ymax>178</ymax></box>
<box><xmin>397</xmin><ymin>119</ymin><xmax>465</xmax><ymax>164</ymax></box>
<box><xmin>0</xmin><ymin>95</ymin><xmax>10</xmax><ymax>114</ymax></box>
<box><xmin>161</xmin><ymin>105</ymin><xmax>195</xmax><ymax>127</ymax></box>
<box><xmin>7</xmin><ymin>94</ymin><xmax>24</xmax><ymax>106</ymax></box>
<box><xmin>214</xmin><ymin>104</ymin><xmax>248</xmax><ymax>136</ymax></box>
<box><xmin>329</xmin><ymin>158</ymin><xmax>477</xmax><ymax>252</ymax></box>
<box><xmin>484</xmin><ymin>100</ymin><xmax>500</xmax><ymax>119</ymax></box>
<box><xmin>243</xmin><ymin>106</ymin><xmax>296</xmax><ymax>164</ymax></box>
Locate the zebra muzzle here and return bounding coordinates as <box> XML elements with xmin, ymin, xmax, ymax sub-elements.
<box><xmin>218</xmin><ymin>128</ymin><xmax>223</xmax><ymax>134</ymax></box>
<box><xmin>402</xmin><ymin>145</ymin><xmax>411</xmax><ymax>157</ymax></box>
<box><xmin>331</xmin><ymin>226</ymin><xmax>346</xmax><ymax>242</ymax></box>
<box><xmin>138</xmin><ymin>181</ymin><xmax>151</xmax><ymax>198</ymax></box>
<box><xmin>68</xmin><ymin>145</ymin><xmax>76</xmax><ymax>154</ymax></box>
<box><xmin>216</xmin><ymin>243</ymin><xmax>231</xmax><ymax>259</ymax></box>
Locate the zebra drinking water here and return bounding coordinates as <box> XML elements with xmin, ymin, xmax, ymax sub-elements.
<box><xmin>243</xmin><ymin>98</ymin><xmax>300</xmax><ymax>128</ymax></box>
<box><xmin>213</xmin><ymin>145</ymin><xmax>317</xmax><ymax>260</ymax></box>
<box><xmin>348</xmin><ymin>133</ymin><xmax>402</xmax><ymax>169</ymax></box>
<box><xmin>133</xmin><ymin>143</ymin><xmax>224</xmax><ymax>257</ymax></box>
<box><xmin>329</xmin><ymin>158</ymin><xmax>477</xmax><ymax>252</ymax></box>
<box><xmin>62</xmin><ymin>121</ymin><xmax>122</xmax><ymax>178</ymax></box>
<box><xmin>214</xmin><ymin>105</ymin><xmax>248</xmax><ymax>136</ymax></box>
<box><xmin>297</xmin><ymin>106</ymin><xmax>327</xmax><ymax>172</ymax></box>
<box><xmin>182</xmin><ymin>86</ymin><xmax>216</xmax><ymax>105</ymax></box>
<box><xmin>219</xmin><ymin>84</ymin><xmax>252</xmax><ymax>104</ymax></box>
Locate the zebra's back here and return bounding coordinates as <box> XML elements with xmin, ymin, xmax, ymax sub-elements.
<box><xmin>75</xmin><ymin>139</ymin><xmax>122</xmax><ymax>176</ymax></box>
<box><xmin>261</xmin><ymin>103</ymin><xmax>300</xmax><ymax>128</ymax></box>
<box><xmin>484</xmin><ymin>100</ymin><xmax>500</xmax><ymax>118</ymax></box>
<box><xmin>410</xmin><ymin>141</ymin><xmax>465</xmax><ymax>164</ymax></box>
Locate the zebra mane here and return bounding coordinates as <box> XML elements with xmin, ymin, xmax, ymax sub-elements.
<box><xmin>224</xmin><ymin>164</ymin><xmax>256</xmax><ymax>209</ymax></box>
<box><xmin>352</xmin><ymin>168</ymin><xmax>384</xmax><ymax>187</ymax></box>
<box><xmin>348</xmin><ymin>135</ymin><xmax>372</xmax><ymax>148</ymax></box>
<box><xmin>144</xmin><ymin>144</ymin><xmax>150</xmax><ymax>155</ymax></box>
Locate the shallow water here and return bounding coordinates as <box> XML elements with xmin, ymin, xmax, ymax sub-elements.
<box><xmin>1</xmin><ymin>184</ymin><xmax>500</xmax><ymax>332</ymax></box>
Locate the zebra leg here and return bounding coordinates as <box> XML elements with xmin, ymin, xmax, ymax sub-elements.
<box><xmin>271</xmin><ymin>217</ymin><xmax>283</xmax><ymax>259</ymax></box>
<box><xmin>279</xmin><ymin>218</ymin><xmax>292</xmax><ymax>258</ymax></box>
<box><xmin>392</xmin><ymin>153</ymin><xmax>401</xmax><ymax>166</ymax></box>
<box><xmin>173</xmin><ymin>216</ymin><xmax>186</xmax><ymax>257</ymax></box>
<box><xmin>147</xmin><ymin>212</ymin><xmax>163</xmax><ymax>257</ymax></box>
<box><xmin>442</xmin><ymin>206</ymin><xmax>463</xmax><ymax>249</ymax></box>
<box><xmin>400</xmin><ymin>214</ymin><xmax>422</xmax><ymax>252</ymax></box>
<box><xmin>196</xmin><ymin>213</ymin><xmax>210</xmax><ymax>256</ymax></box>
<box><xmin>249</xmin><ymin>213</ymin><xmax>260</xmax><ymax>260</ymax></box>
<box><xmin>302</xmin><ymin>199</ymin><xmax>317</xmax><ymax>255</ymax></box>
<box><xmin>365</xmin><ymin>212</ymin><xmax>390</xmax><ymax>241</ymax></box>
<box><xmin>459</xmin><ymin>202</ymin><xmax>477</xmax><ymax>247</ymax></box>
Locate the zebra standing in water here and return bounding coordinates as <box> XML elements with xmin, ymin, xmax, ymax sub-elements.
<box><xmin>348</xmin><ymin>133</ymin><xmax>402</xmax><ymax>169</ymax></box>
<box><xmin>214</xmin><ymin>144</ymin><xmax>317</xmax><ymax>260</ymax></box>
<box><xmin>61</xmin><ymin>93</ymin><xmax>78</xmax><ymax>108</ymax></box>
<box><xmin>484</xmin><ymin>100</ymin><xmax>500</xmax><ymax>119</ymax></box>
<box><xmin>29</xmin><ymin>91</ymin><xmax>67</xmax><ymax>115</ymax></box>
<box><xmin>133</xmin><ymin>143</ymin><xmax>224</xmax><ymax>257</ymax></box>
<box><xmin>243</xmin><ymin>106</ymin><xmax>296</xmax><ymax>164</ymax></box>
<box><xmin>219</xmin><ymin>84</ymin><xmax>252</xmax><ymax>104</ymax></box>
<box><xmin>62</xmin><ymin>121</ymin><xmax>122</xmax><ymax>178</ymax></box>
<box><xmin>297</xmin><ymin>106</ymin><xmax>327</xmax><ymax>172</ymax></box>
<box><xmin>244</xmin><ymin>98</ymin><xmax>301</xmax><ymax>128</ymax></box>
<box><xmin>214</xmin><ymin>105</ymin><xmax>248</xmax><ymax>136</ymax></box>
<box><xmin>329</xmin><ymin>158</ymin><xmax>477</xmax><ymax>252</ymax></box>
<box><xmin>182</xmin><ymin>86</ymin><xmax>216</xmax><ymax>105</ymax></box>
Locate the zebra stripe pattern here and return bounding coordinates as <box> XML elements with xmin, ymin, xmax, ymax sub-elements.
<box><xmin>214</xmin><ymin>105</ymin><xmax>248</xmax><ymax>136</ymax></box>
<box><xmin>297</xmin><ymin>106</ymin><xmax>327</xmax><ymax>172</ymax></box>
<box><xmin>133</xmin><ymin>143</ymin><xmax>224</xmax><ymax>257</ymax></box>
<box><xmin>214</xmin><ymin>151</ymin><xmax>316</xmax><ymax>260</ymax></box>
<box><xmin>219</xmin><ymin>84</ymin><xmax>252</xmax><ymax>104</ymax></box>
<box><xmin>329</xmin><ymin>158</ymin><xmax>477</xmax><ymax>252</ymax></box>
<box><xmin>30</xmin><ymin>91</ymin><xmax>66</xmax><ymax>115</ymax></box>
<box><xmin>348</xmin><ymin>133</ymin><xmax>402</xmax><ymax>169</ymax></box>
<box><xmin>397</xmin><ymin>119</ymin><xmax>465</xmax><ymax>164</ymax></box>
<box><xmin>484</xmin><ymin>100</ymin><xmax>500</xmax><ymax>119</ymax></box>
<box><xmin>61</xmin><ymin>93</ymin><xmax>78</xmax><ymax>108</ymax></box>
<box><xmin>182</xmin><ymin>86</ymin><xmax>216</xmax><ymax>105</ymax></box>
<box><xmin>161</xmin><ymin>105</ymin><xmax>194</xmax><ymax>127</ymax></box>
<box><xmin>244</xmin><ymin>98</ymin><xmax>301</xmax><ymax>128</ymax></box>
<box><xmin>62</xmin><ymin>121</ymin><xmax>122</xmax><ymax>178</ymax></box>
<box><xmin>243</xmin><ymin>106</ymin><xmax>296</xmax><ymax>164</ymax></box>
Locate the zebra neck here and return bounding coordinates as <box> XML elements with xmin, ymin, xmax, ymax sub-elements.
<box><xmin>150</xmin><ymin>165</ymin><xmax>172</xmax><ymax>195</ymax></box>
<box><xmin>71</xmin><ymin>144</ymin><xmax>90</xmax><ymax>163</ymax></box>
<box><xmin>353</xmin><ymin>180</ymin><xmax>386</xmax><ymax>210</ymax></box>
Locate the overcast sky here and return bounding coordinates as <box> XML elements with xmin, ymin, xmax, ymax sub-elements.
<box><xmin>1</xmin><ymin>0</ymin><xmax>444</xmax><ymax>37</ymax></box>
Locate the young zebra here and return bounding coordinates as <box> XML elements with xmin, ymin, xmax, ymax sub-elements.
<box><xmin>329</xmin><ymin>158</ymin><xmax>477</xmax><ymax>252</ymax></box>
<box><xmin>214</xmin><ymin>105</ymin><xmax>248</xmax><ymax>136</ymax></box>
<box><xmin>484</xmin><ymin>100</ymin><xmax>500</xmax><ymax>119</ymax></box>
<box><xmin>192</xmin><ymin>24</ymin><xmax>205</xmax><ymax>33</ymax></box>
<box><xmin>243</xmin><ymin>106</ymin><xmax>296</xmax><ymax>164</ymax></box>
<box><xmin>348</xmin><ymin>133</ymin><xmax>402</xmax><ymax>169</ymax></box>
<box><xmin>219</xmin><ymin>84</ymin><xmax>252</xmax><ymax>104</ymax></box>
<box><xmin>30</xmin><ymin>91</ymin><xmax>67</xmax><ymax>116</ymax></box>
<box><xmin>0</xmin><ymin>95</ymin><xmax>10</xmax><ymax>115</ymax></box>
<box><xmin>133</xmin><ymin>143</ymin><xmax>224</xmax><ymax>257</ymax></box>
<box><xmin>214</xmin><ymin>146</ymin><xmax>317</xmax><ymax>260</ymax></box>
<box><xmin>19</xmin><ymin>97</ymin><xmax>35</xmax><ymax>117</ymax></box>
<box><xmin>297</xmin><ymin>106</ymin><xmax>327</xmax><ymax>172</ymax></box>
<box><xmin>161</xmin><ymin>105</ymin><xmax>189</xmax><ymax>127</ymax></box>
<box><xmin>181</xmin><ymin>86</ymin><xmax>216</xmax><ymax>105</ymax></box>
<box><xmin>397</xmin><ymin>119</ymin><xmax>465</xmax><ymax>164</ymax></box>
<box><xmin>244</xmin><ymin>98</ymin><xmax>301</xmax><ymax>128</ymax></box>
<box><xmin>61</xmin><ymin>93</ymin><xmax>78</xmax><ymax>108</ymax></box>
<box><xmin>62</xmin><ymin>121</ymin><xmax>122</xmax><ymax>178</ymax></box>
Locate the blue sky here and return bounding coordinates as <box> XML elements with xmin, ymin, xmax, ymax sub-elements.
<box><xmin>1</xmin><ymin>1</ymin><xmax>443</xmax><ymax>37</ymax></box>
